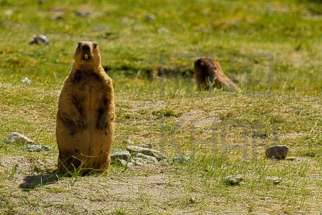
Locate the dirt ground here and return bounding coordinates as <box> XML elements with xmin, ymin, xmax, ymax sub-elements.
<box><xmin>1</xmin><ymin>154</ymin><xmax>215</xmax><ymax>215</ymax></box>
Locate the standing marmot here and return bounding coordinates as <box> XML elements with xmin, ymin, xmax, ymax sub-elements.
<box><xmin>56</xmin><ymin>41</ymin><xmax>115</xmax><ymax>174</ymax></box>
<box><xmin>194</xmin><ymin>58</ymin><xmax>241</xmax><ymax>92</ymax></box>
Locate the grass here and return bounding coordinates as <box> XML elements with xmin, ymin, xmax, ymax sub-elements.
<box><xmin>1</xmin><ymin>0</ymin><xmax>322</xmax><ymax>214</ymax></box>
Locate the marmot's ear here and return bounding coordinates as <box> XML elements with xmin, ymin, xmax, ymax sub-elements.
<box><xmin>93</xmin><ymin>42</ymin><xmax>98</xmax><ymax>48</ymax></box>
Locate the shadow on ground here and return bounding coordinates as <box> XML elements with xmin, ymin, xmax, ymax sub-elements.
<box><xmin>19</xmin><ymin>174</ymin><xmax>59</xmax><ymax>190</ymax></box>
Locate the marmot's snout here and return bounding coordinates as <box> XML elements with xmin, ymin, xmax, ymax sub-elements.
<box><xmin>81</xmin><ymin>43</ymin><xmax>91</xmax><ymax>61</ymax></box>
<box><xmin>82</xmin><ymin>43</ymin><xmax>90</xmax><ymax>52</ymax></box>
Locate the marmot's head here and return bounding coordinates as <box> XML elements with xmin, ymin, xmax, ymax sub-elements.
<box><xmin>74</xmin><ymin>41</ymin><xmax>101</xmax><ymax>70</ymax></box>
<box><xmin>194</xmin><ymin>58</ymin><xmax>217</xmax><ymax>77</ymax></box>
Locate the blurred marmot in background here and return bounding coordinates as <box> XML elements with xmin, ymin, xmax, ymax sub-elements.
<box><xmin>194</xmin><ymin>58</ymin><xmax>241</xmax><ymax>92</ymax></box>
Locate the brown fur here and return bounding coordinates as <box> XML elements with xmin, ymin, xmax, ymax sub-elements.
<box><xmin>56</xmin><ymin>41</ymin><xmax>115</xmax><ymax>174</ymax></box>
<box><xmin>194</xmin><ymin>58</ymin><xmax>241</xmax><ymax>92</ymax></box>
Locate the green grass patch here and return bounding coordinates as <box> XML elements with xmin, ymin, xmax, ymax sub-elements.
<box><xmin>1</xmin><ymin>0</ymin><xmax>322</xmax><ymax>214</ymax></box>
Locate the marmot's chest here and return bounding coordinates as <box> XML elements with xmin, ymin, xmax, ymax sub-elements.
<box><xmin>70</xmin><ymin>70</ymin><xmax>106</xmax><ymax>106</ymax></box>
<box><xmin>71</xmin><ymin>70</ymin><xmax>104</xmax><ymax>91</ymax></box>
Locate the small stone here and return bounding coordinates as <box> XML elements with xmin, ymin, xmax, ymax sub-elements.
<box><xmin>26</xmin><ymin>144</ymin><xmax>42</xmax><ymax>152</ymax></box>
<box><xmin>265</xmin><ymin>145</ymin><xmax>289</xmax><ymax>159</ymax></box>
<box><xmin>0</xmin><ymin>170</ymin><xmax>4</xmax><ymax>175</ymax></box>
<box><xmin>41</xmin><ymin>145</ymin><xmax>52</xmax><ymax>151</ymax></box>
<box><xmin>146</xmin><ymin>13</ymin><xmax>156</xmax><ymax>21</ymax></box>
<box><xmin>75</xmin><ymin>10</ymin><xmax>90</xmax><ymax>17</ymax></box>
<box><xmin>265</xmin><ymin>176</ymin><xmax>281</xmax><ymax>185</ymax></box>
<box><xmin>188</xmin><ymin>196</ymin><xmax>196</xmax><ymax>204</ymax></box>
<box><xmin>29</xmin><ymin>34</ymin><xmax>50</xmax><ymax>45</ymax></box>
<box><xmin>22</xmin><ymin>77</ymin><xmax>31</xmax><ymax>84</ymax></box>
<box><xmin>111</xmin><ymin>151</ymin><xmax>131</xmax><ymax>161</ymax></box>
<box><xmin>126</xmin><ymin>145</ymin><xmax>166</xmax><ymax>161</ymax></box>
<box><xmin>135</xmin><ymin>153</ymin><xmax>158</xmax><ymax>164</ymax></box>
<box><xmin>260</xmin><ymin>196</ymin><xmax>272</xmax><ymax>200</ymax></box>
<box><xmin>25</xmin><ymin>144</ymin><xmax>51</xmax><ymax>152</ymax></box>
<box><xmin>4</xmin><ymin>132</ymin><xmax>35</xmax><ymax>144</ymax></box>
<box><xmin>225</xmin><ymin>174</ymin><xmax>243</xmax><ymax>186</ymax></box>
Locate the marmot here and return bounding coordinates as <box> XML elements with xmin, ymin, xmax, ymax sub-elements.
<box><xmin>56</xmin><ymin>41</ymin><xmax>115</xmax><ymax>174</ymax></box>
<box><xmin>194</xmin><ymin>58</ymin><xmax>241</xmax><ymax>92</ymax></box>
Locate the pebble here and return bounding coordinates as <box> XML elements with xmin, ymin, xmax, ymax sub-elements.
<box><xmin>260</xmin><ymin>197</ymin><xmax>272</xmax><ymax>201</ymax></box>
<box><xmin>112</xmin><ymin>144</ymin><xmax>167</xmax><ymax>168</ymax></box>
<box><xmin>4</xmin><ymin>132</ymin><xmax>35</xmax><ymax>144</ymax></box>
<box><xmin>126</xmin><ymin>145</ymin><xmax>166</xmax><ymax>161</ymax></box>
<box><xmin>225</xmin><ymin>174</ymin><xmax>243</xmax><ymax>186</ymax></box>
<box><xmin>75</xmin><ymin>10</ymin><xmax>90</xmax><ymax>17</ymax></box>
<box><xmin>135</xmin><ymin>153</ymin><xmax>158</xmax><ymax>164</ymax></box>
<box><xmin>146</xmin><ymin>13</ymin><xmax>156</xmax><ymax>21</ymax></box>
<box><xmin>29</xmin><ymin>34</ymin><xmax>50</xmax><ymax>45</ymax></box>
<box><xmin>265</xmin><ymin>176</ymin><xmax>281</xmax><ymax>185</ymax></box>
<box><xmin>25</xmin><ymin>144</ymin><xmax>52</xmax><ymax>152</ymax></box>
<box><xmin>111</xmin><ymin>151</ymin><xmax>131</xmax><ymax>161</ymax></box>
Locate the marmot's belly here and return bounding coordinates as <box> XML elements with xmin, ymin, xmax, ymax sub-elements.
<box><xmin>59</xmin><ymin>101</ymin><xmax>108</xmax><ymax>156</ymax></box>
<box><xmin>78</xmin><ymin>104</ymin><xmax>107</xmax><ymax>155</ymax></box>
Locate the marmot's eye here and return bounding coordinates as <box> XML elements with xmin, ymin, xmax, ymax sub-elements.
<box><xmin>93</xmin><ymin>43</ymin><xmax>98</xmax><ymax>49</ymax></box>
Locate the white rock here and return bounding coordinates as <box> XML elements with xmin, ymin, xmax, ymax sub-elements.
<box><xmin>4</xmin><ymin>132</ymin><xmax>35</xmax><ymax>144</ymax></box>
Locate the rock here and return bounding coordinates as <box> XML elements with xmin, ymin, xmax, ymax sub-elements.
<box><xmin>260</xmin><ymin>196</ymin><xmax>272</xmax><ymax>200</ymax></box>
<box><xmin>135</xmin><ymin>153</ymin><xmax>158</xmax><ymax>164</ymax></box>
<box><xmin>29</xmin><ymin>34</ymin><xmax>50</xmax><ymax>45</ymax></box>
<box><xmin>26</xmin><ymin>144</ymin><xmax>42</xmax><ymax>152</ymax></box>
<box><xmin>75</xmin><ymin>10</ymin><xmax>90</xmax><ymax>17</ymax></box>
<box><xmin>25</xmin><ymin>144</ymin><xmax>52</xmax><ymax>152</ymax></box>
<box><xmin>41</xmin><ymin>145</ymin><xmax>52</xmax><ymax>151</ymax></box>
<box><xmin>111</xmin><ymin>151</ymin><xmax>131</xmax><ymax>161</ymax></box>
<box><xmin>21</xmin><ymin>77</ymin><xmax>31</xmax><ymax>84</ymax></box>
<box><xmin>126</xmin><ymin>145</ymin><xmax>166</xmax><ymax>161</ymax></box>
<box><xmin>265</xmin><ymin>176</ymin><xmax>281</xmax><ymax>185</ymax></box>
<box><xmin>146</xmin><ymin>13</ymin><xmax>156</xmax><ymax>21</ymax></box>
<box><xmin>265</xmin><ymin>145</ymin><xmax>289</xmax><ymax>159</ymax></box>
<box><xmin>225</xmin><ymin>174</ymin><xmax>243</xmax><ymax>186</ymax></box>
<box><xmin>189</xmin><ymin>196</ymin><xmax>197</xmax><ymax>204</ymax></box>
<box><xmin>4</xmin><ymin>132</ymin><xmax>35</xmax><ymax>144</ymax></box>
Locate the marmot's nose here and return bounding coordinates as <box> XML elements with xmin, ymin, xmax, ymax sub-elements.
<box><xmin>82</xmin><ymin>44</ymin><xmax>90</xmax><ymax>52</ymax></box>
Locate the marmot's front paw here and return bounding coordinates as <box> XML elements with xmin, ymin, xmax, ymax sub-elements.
<box><xmin>73</xmin><ymin>115</ymin><xmax>87</xmax><ymax>129</ymax></box>
<box><xmin>96</xmin><ymin>118</ymin><xmax>108</xmax><ymax>130</ymax></box>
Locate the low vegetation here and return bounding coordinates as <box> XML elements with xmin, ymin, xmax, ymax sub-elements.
<box><xmin>0</xmin><ymin>0</ymin><xmax>322</xmax><ymax>214</ymax></box>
